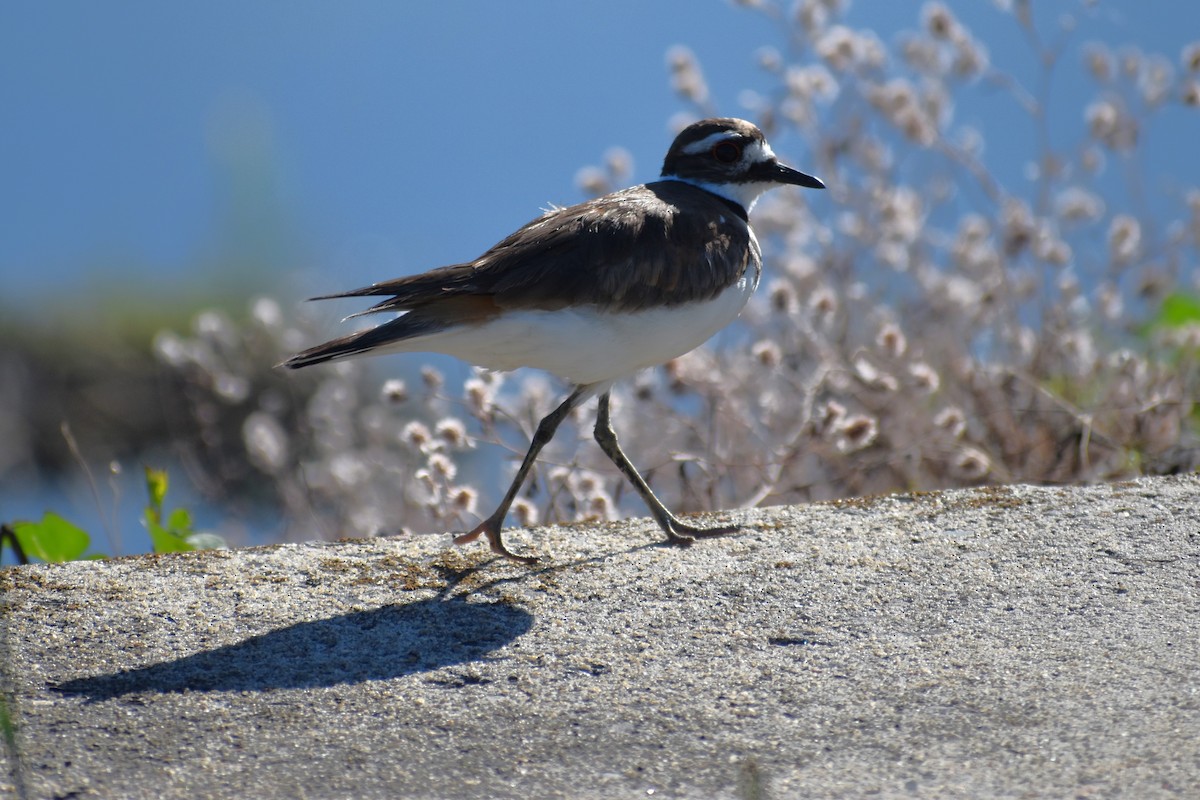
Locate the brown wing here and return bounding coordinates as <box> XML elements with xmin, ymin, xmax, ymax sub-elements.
<box><xmin>319</xmin><ymin>181</ymin><xmax>756</xmax><ymax>316</ymax></box>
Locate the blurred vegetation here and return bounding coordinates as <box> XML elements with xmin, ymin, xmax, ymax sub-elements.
<box><xmin>0</xmin><ymin>91</ymin><xmax>300</xmax><ymax>489</ymax></box>
<box><xmin>0</xmin><ymin>286</ymin><xmax>258</xmax><ymax>479</ymax></box>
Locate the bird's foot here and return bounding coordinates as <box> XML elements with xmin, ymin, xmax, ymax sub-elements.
<box><xmin>660</xmin><ymin>517</ymin><xmax>741</xmax><ymax>548</ymax></box>
<box><xmin>453</xmin><ymin>519</ymin><xmax>539</xmax><ymax>565</ymax></box>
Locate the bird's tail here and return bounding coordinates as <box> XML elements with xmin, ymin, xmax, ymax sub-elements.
<box><xmin>279</xmin><ymin>313</ymin><xmax>445</xmax><ymax>370</ymax></box>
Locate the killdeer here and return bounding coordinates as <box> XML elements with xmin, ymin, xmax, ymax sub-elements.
<box><xmin>284</xmin><ymin>117</ymin><xmax>824</xmax><ymax>563</ymax></box>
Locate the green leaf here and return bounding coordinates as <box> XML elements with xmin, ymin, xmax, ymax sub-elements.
<box><xmin>1156</xmin><ymin>293</ymin><xmax>1200</xmax><ymax>328</ymax></box>
<box><xmin>166</xmin><ymin>507</ymin><xmax>193</xmax><ymax>534</ymax></box>
<box><xmin>0</xmin><ymin>694</ymin><xmax>17</xmax><ymax>769</ymax></box>
<box><xmin>11</xmin><ymin>512</ymin><xmax>91</xmax><ymax>562</ymax></box>
<box><xmin>147</xmin><ymin>520</ymin><xmax>194</xmax><ymax>554</ymax></box>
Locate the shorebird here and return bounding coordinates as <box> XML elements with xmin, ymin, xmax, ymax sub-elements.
<box><xmin>284</xmin><ymin>117</ymin><xmax>824</xmax><ymax>562</ymax></box>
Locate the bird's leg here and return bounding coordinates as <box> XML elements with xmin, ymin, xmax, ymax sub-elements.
<box><xmin>454</xmin><ymin>386</ymin><xmax>589</xmax><ymax>564</ymax></box>
<box><xmin>592</xmin><ymin>392</ymin><xmax>739</xmax><ymax>546</ymax></box>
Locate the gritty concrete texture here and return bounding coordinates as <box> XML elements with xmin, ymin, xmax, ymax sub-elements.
<box><xmin>2</xmin><ymin>475</ymin><xmax>1198</xmax><ymax>799</ymax></box>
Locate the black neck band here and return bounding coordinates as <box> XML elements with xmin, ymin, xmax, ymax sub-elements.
<box><xmin>696</xmin><ymin>187</ymin><xmax>749</xmax><ymax>223</ymax></box>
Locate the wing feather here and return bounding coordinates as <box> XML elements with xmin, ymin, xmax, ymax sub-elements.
<box><xmin>312</xmin><ymin>181</ymin><xmax>753</xmax><ymax>319</ymax></box>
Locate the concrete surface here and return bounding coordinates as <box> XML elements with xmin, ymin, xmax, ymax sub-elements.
<box><xmin>1</xmin><ymin>476</ymin><xmax>1198</xmax><ymax>799</ymax></box>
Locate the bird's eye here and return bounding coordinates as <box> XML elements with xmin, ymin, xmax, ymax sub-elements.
<box><xmin>712</xmin><ymin>141</ymin><xmax>742</xmax><ymax>164</ymax></box>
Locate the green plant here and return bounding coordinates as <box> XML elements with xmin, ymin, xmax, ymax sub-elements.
<box><xmin>1151</xmin><ymin>292</ymin><xmax>1200</xmax><ymax>330</ymax></box>
<box><xmin>141</xmin><ymin>467</ymin><xmax>225</xmax><ymax>554</ymax></box>
<box><xmin>1</xmin><ymin>513</ymin><xmax>101</xmax><ymax>565</ymax></box>
<box><xmin>0</xmin><ymin>468</ymin><xmax>224</xmax><ymax>565</ymax></box>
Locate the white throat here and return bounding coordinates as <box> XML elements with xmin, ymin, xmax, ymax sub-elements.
<box><xmin>662</xmin><ymin>176</ymin><xmax>769</xmax><ymax>214</ymax></box>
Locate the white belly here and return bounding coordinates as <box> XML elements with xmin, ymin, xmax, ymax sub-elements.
<box><xmin>378</xmin><ymin>272</ymin><xmax>758</xmax><ymax>386</ymax></box>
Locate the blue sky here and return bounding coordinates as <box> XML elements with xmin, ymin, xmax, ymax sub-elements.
<box><xmin>4</xmin><ymin>1</ymin><xmax>1196</xmax><ymax>307</ymax></box>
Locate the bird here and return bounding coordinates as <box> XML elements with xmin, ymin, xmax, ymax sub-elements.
<box><xmin>283</xmin><ymin>117</ymin><xmax>824</xmax><ymax>563</ymax></box>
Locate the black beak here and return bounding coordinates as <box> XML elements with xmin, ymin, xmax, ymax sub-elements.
<box><xmin>756</xmin><ymin>160</ymin><xmax>825</xmax><ymax>190</ymax></box>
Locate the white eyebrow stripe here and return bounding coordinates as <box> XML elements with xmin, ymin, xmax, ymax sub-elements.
<box><xmin>682</xmin><ymin>131</ymin><xmax>743</xmax><ymax>154</ymax></box>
